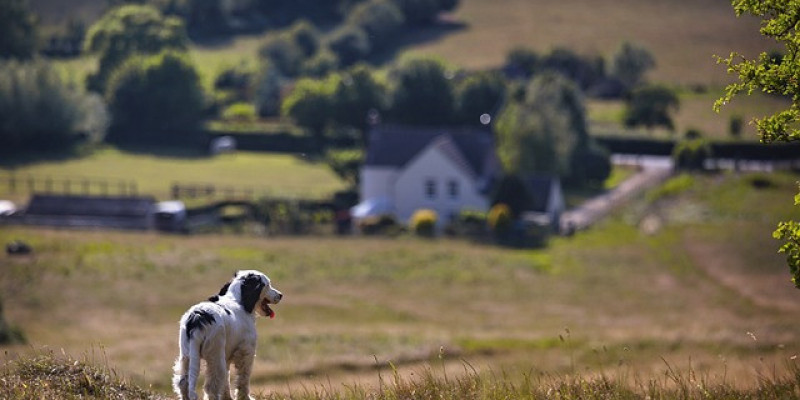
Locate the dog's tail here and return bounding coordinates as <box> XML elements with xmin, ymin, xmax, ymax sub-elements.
<box><xmin>173</xmin><ymin>329</ymin><xmax>201</xmax><ymax>400</ymax></box>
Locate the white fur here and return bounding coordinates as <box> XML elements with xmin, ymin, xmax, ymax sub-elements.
<box><xmin>173</xmin><ymin>270</ymin><xmax>282</xmax><ymax>400</ymax></box>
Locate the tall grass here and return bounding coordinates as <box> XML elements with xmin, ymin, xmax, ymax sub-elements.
<box><xmin>4</xmin><ymin>350</ymin><xmax>800</xmax><ymax>399</ymax></box>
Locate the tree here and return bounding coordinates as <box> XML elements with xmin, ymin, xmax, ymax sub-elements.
<box><xmin>105</xmin><ymin>51</ymin><xmax>205</xmax><ymax>145</ymax></box>
<box><xmin>455</xmin><ymin>71</ymin><xmax>506</xmax><ymax>126</ymax></box>
<box><xmin>281</xmin><ymin>76</ymin><xmax>337</xmax><ymax>151</ymax></box>
<box><xmin>327</xmin><ymin>25</ymin><xmax>371</xmax><ymax>67</ymax></box>
<box><xmin>716</xmin><ymin>0</ymin><xmax>800</xmax><ymax>287</ymax></box>
<box><xmin>0</xmin><ymin>59</ymin><xmax>108</xmax><ymax>154</ymax></box>
<box><xmin>332</xmin><ymin>64</ymin><xmax>388</xmax><ymax>142</ymax></box>
<box><xmin>84</xmin><ymin>4</ymin><xmax>188</xmax><ymax>93</ymax></box>
<box><xmin>496</xmin><ymin>71</ymin><xmax>607</xmax><ymax>185</ymax></box>
<box><xmin>624</xmin><ymin>84</ymin><xmax>680</xmax><ymax>131</ymax></box>
<box><xmin>0</xmin><ymin>0</ymin><xmax>38</xmax><ymax>60</ymax></box>
<box><xmin>389</xmin><ymin>57</ymin><xmax>455</xmax><ymax>125</ymax></box>
<box><xmin>347</xmin><ymin>0</ymin><xmax>405</xmax><ymax>47</ymax></box>
<box><xmin>610</xmin><ymin>41</ymin><xmax>656</xmax><ymax>92</ymax></box>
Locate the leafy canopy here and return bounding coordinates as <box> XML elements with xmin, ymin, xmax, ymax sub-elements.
<box><xmin>716</xmin><ymin>0</ymin><xmax>800</xmax><ymax>287</ymax></box>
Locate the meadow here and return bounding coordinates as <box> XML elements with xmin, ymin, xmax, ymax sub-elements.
<box><xmin>0</xmin><ymin>148</ymin><xmax>345</xmax><ymax>204</ymax></box>
<box><xmin>1</xmin><ymin>170</ymin><xmax>799</xmax><ymax>398</ymax></box>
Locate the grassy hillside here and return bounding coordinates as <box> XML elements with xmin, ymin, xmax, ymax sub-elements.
<box><xmin>412</xmin><ymin>0</ymin><xmax>771</xmax><ymax>86</ymax></box>
<box><xmin>1</xmin><ymin>170</ymin><xmax>798</xmax><ymax>397</ymax></box>
<box><xmin>0</xmin><ymin>147</ymin><xmax>346</xmax><ymax>203</ymax></box>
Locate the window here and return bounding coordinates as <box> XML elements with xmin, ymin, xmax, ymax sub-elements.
<box><xmin>425</xmin><ymin>179</ymin><xmax>436</xmax><ymax>199</ymax></box>
<box><xmin>448</xmin><ymin>180</ymin><xmax>459</xmax><ymax>199</ymax></box>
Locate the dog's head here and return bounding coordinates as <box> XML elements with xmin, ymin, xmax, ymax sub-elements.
<box><xmin>216</xmin><ymin>270</ymin><xmax>283</xmax><ymax>318</ymax></box>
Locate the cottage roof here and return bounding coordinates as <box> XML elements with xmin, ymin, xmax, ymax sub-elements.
<box><xmin>365</xmin><ymin>125</ymin><xmax>496</xmax><ymax>177</ymax></box>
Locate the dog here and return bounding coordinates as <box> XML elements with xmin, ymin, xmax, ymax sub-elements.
<box><xmin>173</xmin><ymin>270</ymin><xmax>283</xmax><ymax>400</ymax></box>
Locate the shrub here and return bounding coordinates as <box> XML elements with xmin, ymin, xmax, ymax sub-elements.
<box><xmin>327</xmin><ymin>25</ymin><xmax>371</xmax><ymax>67</ymax></box>
<box><xmin>410</xmin><ymin>208</ymin><xmax>438</xmax><ymax>237</ymax></box>
<box><xmin>221</xmin><ymin>102</ymin><xmax>256</xmax><ymax>122</ymax></box>
<box><xmin>0</xmin><ymin>59</ymin><xmax>108</xmax><ymax>154</ymax></box>
<box><xmin>487</xmin><ymin>203</ymin><xmax>512</xmax><ymax>234</ymax></box>
<box><xmin>259</xmin><ymin>33</ymin><xmax>305</xmax><ymax>77</ymax></box>
<box><xmin>672</xmin><ymin>138</ymin><xmax>712</xmax><ymax>171</ymax></box>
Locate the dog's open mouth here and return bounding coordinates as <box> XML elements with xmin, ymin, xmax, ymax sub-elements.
<box><xmin>261</xmin><ymin>298</ymin><xmax>275</xmax><ymax>319</ymax></box>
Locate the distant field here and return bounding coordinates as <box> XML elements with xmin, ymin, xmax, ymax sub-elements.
<box><xmin>1</xmin><ymin>171</ymin><xmax>798</xmax><ymax>395</ymax></box>
<box><xmin>0</xmin><ymin>147</ymin><xmax>346</xmax><ymax>203</ymax></box>
<box><xmin>412</xmin><ymin>0</ymin><xmax>773</xmax><ymax>87</ymax></box>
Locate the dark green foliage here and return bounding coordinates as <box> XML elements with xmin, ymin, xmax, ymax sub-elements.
<box><xmin>325</xmin><ymin>148</ymin><xmax>363</xmax><ymax>187</ymax></box>
<box><xmin>347</xmin><ymin>0</ymin><xmax>405</xmax><ymax>47</ymax></box>
<box><xmin>491</xmin><ymin>175</ymin><xmax>531</xmax><ymax>217</ymax></box>
<box><xmin>624</xmin><ymin>84</ymin><xmax>680</xmax><ymax>131</ymax></box>
<box><xmin>259</xmin><ymin>33</ymin><xmax>305</xmax><ymax>77</ymax></box>
<box><xmin>254</xmin><ymin>62</ymin><xmax>284</xmax><ymax>117</ymax></box>
<box><xmin>729</xmin><ymin>113</ymin><xmax>744</xmax><ymax>139</ymax></box>
<box><xmin>455</xmin><ymin>71</ymin><xmax>506</xmax><ymax>126</ymax></box>
<box><xmin>281</xmin><ymin>76</ymin><xmax>336</xmax><ymax>149</ymax></box>
<box><xmin>105</xmin><ymin>51</ymin><xmax>205</xmax><ymax>146</ymax></box>
<box><xmin>540</xmin><ymin>47</ymin><xmax>605</xmax><ymax>91</ymax></box>
<box><xmin>610</xmin><ymin>41</ymin><xmax>656</xmax><ymax>92</ymax></box>
<box><xmin>84</xmin><ymin>4</ymin><xmax>188</xmax><ymax>93</ymax></box>
<box><xmin>327</xmin><ymin>25</ymin><xmax>371</xmax><ymax>67</ymax></box>
<box><xmin>672</xmin><ymin>137</ymin><xmax>712</xmax><ymax>171</ymax></box>
<box><xmin>301</xmin><ymin>50</ymin><xmax>340</xmax><ymax>78</ymax></box>
<box><xmin>287</xmin><ymin>19</ymin><xmax>321</xmax><ymax>58</ymax></box>
<box><xmin>390</xmin><ymin>0</ymin><xmax>442</xmax><ymax>25</ymax></box>
<box><xmin>0</xmin><ymin>0</ymin><xmax>38</xmax><ymax>60</ymax></box>
<box><xmin>389</xmin><ymin>57</ymin><xmax>455</xmax><ymax>125</ymax></box>
<box><xmin>569</xmin><ymin>142</ymin><xmax>612</xmax><ymax>186</ymax></box>
<box><xmin>497</xmin><ymin>72</ymin><xmax>590</xmax><ymax>177</ymax></box>
<box><xmin>0</xmin><ymin>60</ymin><xmax>108</xmax><ymax>154</ymax></box>
<box><xmin>332</xmin><ymin>64</ymin><xmax>388</xmax><ymax>136</ymax></box>
<box><xmin>505</xmin><ymin>46</ymin><xmax>539</xmax><ymax>79</ymax></box>
<box><xmin>156</xmin><ymin>0</ymin><xmax>228</xmax><ymax>36</ymax></box>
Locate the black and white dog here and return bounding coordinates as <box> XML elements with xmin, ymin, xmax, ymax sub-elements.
<box><xmin>173</xmin><ymin>270</ymin><xmax>283</xmax><ymax>400</ymax></box>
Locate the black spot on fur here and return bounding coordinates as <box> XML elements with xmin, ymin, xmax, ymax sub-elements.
<box><xmin>239</xmin><ymin>273</ymin><xmax>265</xmax><ymax>314</ymax></box>
<box><xmin>185</xmin><ymin>309</ymin><xmax>215</xmax><ymax>340</ymax></box>
<box><xmin>218</xmin><ymin>281</ymin><xmax>231</xmax><ymax>297</ymax></box>
<box><xmin>208</xmin><ymin>295</ymin><xmax>219</xmax><ymax>302</ymax></box>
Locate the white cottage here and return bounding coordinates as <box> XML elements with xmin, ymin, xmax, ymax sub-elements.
<box><xmin>356</xmin><ymin>125</ymin><xmax>502</xmax><ymax>228</ymax></box>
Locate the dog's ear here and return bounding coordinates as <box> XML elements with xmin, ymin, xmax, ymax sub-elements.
<box><xmin>239</xmin><ymin>273</ymin><xmax>265</xmax><ymax>314</ymax></box>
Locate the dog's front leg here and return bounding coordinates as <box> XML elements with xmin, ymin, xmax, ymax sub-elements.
<box><xmin>232</xmin><ymin>348</ymin><xmax>256</xmax><ymax>400</ymax></box>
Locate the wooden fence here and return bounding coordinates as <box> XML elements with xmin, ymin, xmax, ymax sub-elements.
<box><xmin>0</xmin><ymin>173</ymin><xmax>138</xmax><ymax>197</ymax></box>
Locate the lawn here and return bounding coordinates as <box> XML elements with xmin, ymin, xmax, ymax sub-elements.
<box><xmin>0</xmin><ymin>147</ymin><xmax>346</xmax><ymax>203</ymax></box>
<box><xmin>1</xmin><ymin>170</ymin><xmax>798</xmax><ymax>397</ymax></box>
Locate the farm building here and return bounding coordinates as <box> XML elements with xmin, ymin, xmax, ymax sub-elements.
<box><xmin>19</xmin><ymin>194</ymin><xmax>157</xmax><ymax>230</ymax></box>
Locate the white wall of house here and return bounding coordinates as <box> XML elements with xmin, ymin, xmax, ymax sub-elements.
<box><xmin>361</xmin><ymin>167</ymin><xmax>398</xmax><ymax>201</ymax></box>
<box><xmin>393</xmin><ymin>145</ymin><xmax>489</xmax><ymax>227</ymax></box>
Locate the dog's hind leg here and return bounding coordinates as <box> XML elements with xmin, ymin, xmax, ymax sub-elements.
<box><xmin>231</xmin><ymin>347</ymin><xmax>256</xmax><ymax>400</ymax></box>
<box><xmin>204</xmin><ymin>347</ymin><xmax>229</xmax><ymax>400</ymax></box>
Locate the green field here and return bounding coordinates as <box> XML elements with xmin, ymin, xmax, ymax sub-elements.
<box><xmin>0</xmin><ymin>147</ymin><xmax>346</xmax><ymax>203</ymax></box>
<box><xmin>1</xmin><ymin>171</ymin><xmax>798</xmax><ymax>397</ymax></box>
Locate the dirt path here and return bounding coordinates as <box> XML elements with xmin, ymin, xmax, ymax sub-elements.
<box><xmin>561</xmin><ymin>156</ymin><xmax>674</xmax><ymax>233</ymax></box>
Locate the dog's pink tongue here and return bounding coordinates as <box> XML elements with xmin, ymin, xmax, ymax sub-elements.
<box><xmin>268</xmin><ymin>308</ymin><xmax>275</xmax><ymax>319</ymax></box>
